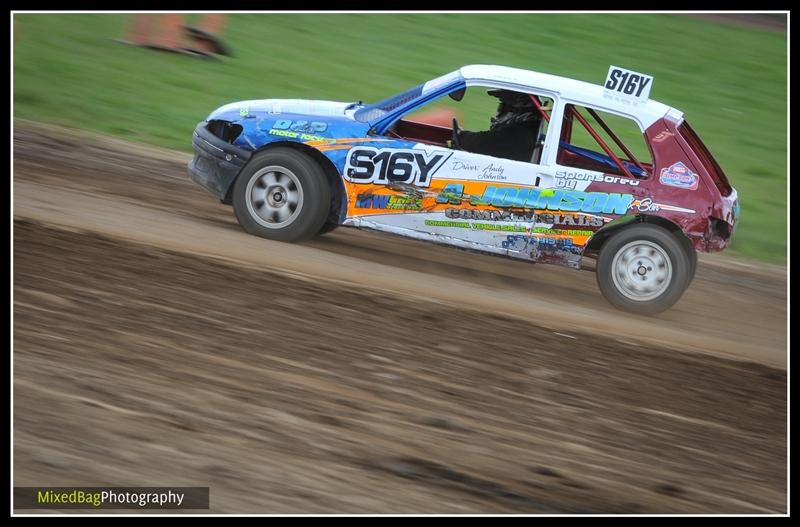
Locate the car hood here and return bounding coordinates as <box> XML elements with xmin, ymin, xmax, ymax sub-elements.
<box><xmin>207</xmin><ymin>99</ymin><xmax>357</xmax><ymax>121</ymax></box>
<box><xmin>205</xmin><ymin>98</ymin><xmax>374</xmax><ymax>151</ymax></box>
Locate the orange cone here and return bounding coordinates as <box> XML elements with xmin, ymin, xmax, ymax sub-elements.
<box><xmin>115</xmin><ymin>14</ymin><xmax>156</xmax><ymax>47</ymax></box>
<box><xmin>153</xmin><ymin>13</ymin><xmax>186</xmax><ymax>51</ymax></box>
<box><xmin>185</xmin><ymin>14</ymin><xmax>232</xmax><ymax>56</ymax></box>
<box><xmin>115</xmin><ymin>14</ymin><xmax>208</xmax><ymax>57</ymax></box>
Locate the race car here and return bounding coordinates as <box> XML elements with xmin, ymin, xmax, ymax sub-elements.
<box><xmin>188</xmin><ymin>64</ymin><xmax>739</xmax><ymax>314</ymax></box>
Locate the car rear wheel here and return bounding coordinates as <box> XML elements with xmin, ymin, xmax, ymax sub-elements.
<box><xmin>596</xmin><ymin>224</ymin><xmax>690</xmax><ymax>315</ymax></box>
<box><xmin>232</xmin><ymin>148</ymin><xmax>330</xmax><ymax>242</ymax></box>
<box><xmin>317</xmin><ymin>220</ymin><xmax>340</xmax><ymax>235</ymax></box>
<box><xmin>685</xmin><ymin>241</ymin><xmax>698</xmax><ymax>288</ymax></box>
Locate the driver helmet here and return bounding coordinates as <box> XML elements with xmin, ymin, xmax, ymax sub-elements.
<box><xmin>487</xmin><ymin>89</ymin><xmax>540</xmax><ymax>130</ymax></box>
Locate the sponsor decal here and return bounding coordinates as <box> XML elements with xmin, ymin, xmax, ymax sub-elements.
<box><xmin>425</xmin><ymin>220</ymin><xmax>526</xmax><ymax>232</ymax></box>
<box><xmin>502</xmin><ymin>234</ymin><xmax>534</xmax><ymax>252</ymax></box>
<box><xmin>425</xmin><ymin>219</ymin><xmax>592</xmax><ymax>237</ymax></box>
<box><xmin>652</xmin><ymin>131</ymin><xmax>674</xmax><ymax>143</ymax></box>
<box><xmin>554</xmin><ymin>170</ymin><xmax>640</xmax><ymax>190</ymax></box>
<box><xmin>501</xmin><ymin>235</ymin><xmax>582</xmax><ymax>254</ymax></box>
<box><xmin>659</xmin><ymin>161</ymin><xmax>699</xmax><ymax>190</ymax></box>
<box><xmin>357</xmin><ymin>180</ymin><xmax>695</xmax><ymax>219</ymax></box>
<box><xmin>444</xmin><ymin>208</ymin><xmax>605</xmax><ymax>227</ymax></box>
<box><xmin>355</xmin><ymin>193</ymin><xmax>422</xmax><ymax>211</ymax></box>
<box><xmin>272</xmin><ymin>119</ymin><xmax>328</xmax><ymax>133</ymax></box>
<box><xmin>538</xmin><ymin>236</ymin><xmax>574</xmax><ymax>248</ymax></box>
<box><xmin>532</xmin><ymin>227</ymin><xmax>593</xmax><ymax>237</ymax></box>
<box><xmin>344</xmin><ymin>147</ymin><xmax>450</xmax><ymax>187</ymax></box>
<box><xmin>436</xmin><ymin>185</ymin><xmax>633</xmax><ymax>215</ymax></box>
<box><xmin>239</xmin><ymin>107</ymin><xmax>249</xmax><ymax>118</ymax></box>
<box><xmin>630</xmin><ymin>197</ymin><xmax>695</xmax><ymax>214</ymax></box>
<box><xmin>268</xmin><ymin>129</ymin><xmax>327</xmax><ymax>142</ymax></box>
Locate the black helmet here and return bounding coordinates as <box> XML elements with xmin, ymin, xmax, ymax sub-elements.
<box><xmin>488</xmin><ymin>89</ymin><xmax>536</xmax><ymax>112</ymax></box>
<box><xmin>487</xmin><ymin>89</ymin><xmax>539</xmax><ymax>130</ymax></box>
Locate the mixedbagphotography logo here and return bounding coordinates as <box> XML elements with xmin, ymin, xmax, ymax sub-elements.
<box><xmin>14</xmin><ymin>487</ymin><xmax>210</xmax><ymax>510</ymax></box>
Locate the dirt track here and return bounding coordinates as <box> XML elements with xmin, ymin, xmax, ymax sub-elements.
<box><xmin>13</xmin><ymin>124</ymin><xmax>787</xmax><ymax>513</ymax></box>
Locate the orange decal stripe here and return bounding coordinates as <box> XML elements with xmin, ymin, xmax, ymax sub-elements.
<box><xmin>316</xmin><ymin>145</ymin><xmax>353</xmax><ymax>152</ymax></box>
<box><xmin>305</xmin><ymin>137</ymin><xmax>393</xmax><ymax>148</ymax></box>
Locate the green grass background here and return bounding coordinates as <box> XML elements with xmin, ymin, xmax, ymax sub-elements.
<box><xmin>13</xmin><ymin>14</ymin><xmax>787</xmax><ymax>262</ymax></box>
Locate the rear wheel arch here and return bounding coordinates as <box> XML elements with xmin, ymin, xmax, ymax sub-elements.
<box><xmin>584</xmin><ymin>214</ymin><xmax>694</xmax><ymax>261</ymax></box>
<box><xmin>587</xmin><ymin>215</ymin><xmax>698</xmax><ymax>308</ymax></box>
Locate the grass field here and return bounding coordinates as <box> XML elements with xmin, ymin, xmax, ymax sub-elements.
<box><xmin>13</xmin><ymin>14</ymin><xmax>787</xmax><ymax>262</ymax></box>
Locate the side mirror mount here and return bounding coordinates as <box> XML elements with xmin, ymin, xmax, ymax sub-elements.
<box><xmin>448</xmin><ymin>88</ymin><xmax>466</xmax><ymax>102</ymax></box>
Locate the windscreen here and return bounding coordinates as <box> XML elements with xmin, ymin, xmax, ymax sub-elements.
<box><xmin>354</xmin><ymin>70</ymin><xmax>464</xmax><ymax>124</ymax></box>
<box><xmin>354</xmin><ymin>84</ymin><xmax>424</xmax><ymax>123</ymax></box>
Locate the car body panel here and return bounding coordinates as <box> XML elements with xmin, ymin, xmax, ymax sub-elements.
<box><xmin>188</xmin><ymin>65</ymin><xmax>739</xmax><ymax>270</ymax></box>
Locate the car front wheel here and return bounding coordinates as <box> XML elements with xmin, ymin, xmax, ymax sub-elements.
<box><xmin>596</xmin><ymin>224</ymin><xmax>690</xmax><ymax>315</ymax></box>
<box><xmin>232</xmin><ymin>148</ymin><xmax>331</xmax><ymax>242</ymax></box>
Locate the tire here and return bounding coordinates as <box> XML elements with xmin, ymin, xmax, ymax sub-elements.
<box><xmin>675</xmin><ymin>232</ymin><xmax>698</xmax><ymax>289</ymax></box>
<box><xmin>685</xmin><ymin>241</ymin><xmax>698</xmax><ymax>288</ymax></box>
<box><xmin>317</xmin><ymin>220</ymin><xmax>340</xmax><ymax>235</ymax></box>
<box><xmin>232</xmin><ymin>148</ymin><xmax>331</xmax><ymax>242</ymax></box>
<box><xmin>596</xmin><ymin>224</ymin><xmax>690</xmax><ymax>315</ymax></box>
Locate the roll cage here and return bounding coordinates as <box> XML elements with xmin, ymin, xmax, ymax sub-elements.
<box><xmin>357</xmin><ymin>70</ymin><xmax>653</xmax><ymax>177</ymax></box>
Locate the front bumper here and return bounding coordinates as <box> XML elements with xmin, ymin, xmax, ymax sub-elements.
<box><xmin>187</xmin><ymin>122</ymin><xmax>252</xmax><ymax>201</ymax></box>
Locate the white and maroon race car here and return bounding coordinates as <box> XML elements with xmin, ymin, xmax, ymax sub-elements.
<box><xmin>189</xmin><ymin>64</ymin><xmax>740</xmax><ymax>314</ymax></box>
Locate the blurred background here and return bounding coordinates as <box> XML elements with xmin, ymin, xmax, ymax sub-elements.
<box><xmin>13</xmin><ymin>13</ymin><xmax>788</xmax><ymax>515</ymax></box>
<box><xmin>13</xmin><ymin>13</ymin><xmax>787</xmax><ymax>262</ymax></box>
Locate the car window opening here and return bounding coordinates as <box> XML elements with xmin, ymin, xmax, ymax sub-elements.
<box><xmin>558</xmin><ymin>104</ymin><xmax>652</xmax><ymax>179</ymax></box>
<box><xmin>386</xmin><ymin>88</ymin><xmax>553</xmax><ymax>165</ymax></box>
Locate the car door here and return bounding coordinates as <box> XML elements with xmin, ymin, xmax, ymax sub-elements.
<box><xmin>419</xmin><ymin>146</ymin><xmax>560</xmax><ymax>257</ymax></box>
<box><xmin>342</xmin><ymin>85</ymin><xmax>564</xmax><ymax>258</ymax></box>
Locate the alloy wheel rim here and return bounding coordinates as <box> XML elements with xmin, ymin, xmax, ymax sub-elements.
<box><xmin>245</xmin><ymin>166</ymin><xmax>303</xmax><ymax>229</ymax></box>
<box><xmin>611</xmin><ymin>240</ymin><xmax>672</xmax><ymax>302</ymax></box>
